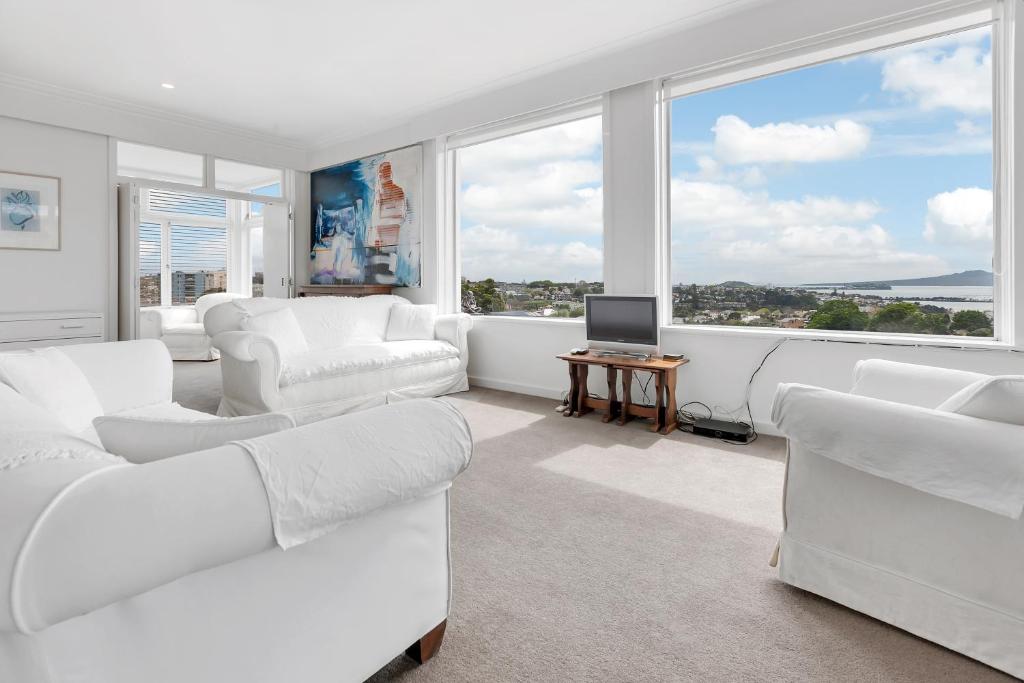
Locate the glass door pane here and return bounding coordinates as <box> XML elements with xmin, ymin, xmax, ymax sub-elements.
<box><xmin>170</xmin><ymin>225</ymin><xmax>227</xmax><ymax>305</ymax></box>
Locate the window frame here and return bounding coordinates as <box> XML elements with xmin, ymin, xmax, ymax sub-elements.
<box><xmin>658</xmin><ymin>1</ymin><xmax>1014</xmax><ymax>346</ymax></box>
<box><xmin>444</xmin><ymin>98</ymin><xmax>605</xmax><ymax>318</ymax></box>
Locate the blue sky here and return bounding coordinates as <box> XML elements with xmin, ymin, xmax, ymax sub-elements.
<box><xmin>459</xmin><ymin>26</ymin><xmax>992</xmax><ymax>285</ymax></box>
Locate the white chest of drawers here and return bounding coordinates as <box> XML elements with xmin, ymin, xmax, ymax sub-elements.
<box><xmin>0</xmin><ymin>310</ymin><xmax>105</xmax><ymax>350</ymax></box>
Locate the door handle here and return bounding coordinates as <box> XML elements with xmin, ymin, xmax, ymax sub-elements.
<box><xmin>60</xmin><ymin>324</ymin><xmax>85</xmax><ymax>329</ymax></box>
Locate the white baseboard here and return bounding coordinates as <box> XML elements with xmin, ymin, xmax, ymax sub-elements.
<box><xmin>468</xmin><ymin>375</ymin><xmax>564</xmax><ymax>400</ymax></box>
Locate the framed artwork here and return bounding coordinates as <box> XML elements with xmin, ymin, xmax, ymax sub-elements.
<box><xmin>0</xmin><ymin>171</ymin><xmax>61</xmax><ymax>251</ymax></box>
<box><xmin>309</xmin><ymin>145</ymin><xmax>421</xmax><ymax>287</ymax></box>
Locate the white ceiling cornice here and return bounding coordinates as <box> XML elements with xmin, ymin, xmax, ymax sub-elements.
<box><xmin>0</xmin><ymin>72</ymin><xmax>311</xmax><ymax>170</ymax></box>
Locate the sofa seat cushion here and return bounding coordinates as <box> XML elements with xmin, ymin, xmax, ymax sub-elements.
<box><xmin>280</xmin><ymin>341</ymin><xmax>460</xmax><ymax>387</ymax></box>
<box><xmin>165</xmin><ymin>322</ymin><xmax>208</xmax><ymax>336</ymax></box>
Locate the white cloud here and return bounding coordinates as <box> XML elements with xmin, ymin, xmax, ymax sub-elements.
<box><xmin>879</xmin><ymin>29</ymin><xmax>991</xmax><ymax>114</ymax></box>
<box><xmin>672</xmin><ymin>179</ymin><xmax>880</xmax><ymax>232</ymax></box>
<box><xmin>460</xmin><ymin>224</ymin><xmax>602</xmax><ymax>282</ymax></box>
<box><xmin>956</xmin><ymin>119</ymin><xmax>984</xmax><ymax>136</ymax></box>
<box><xmin>671</xmin><ymin>178</ymin><xmax>946</xmax><ymax>284</ymax></box>
<box><xmin>685</xmin><ymin>154</ymin><xmax>766</xmax><ymax>186</ymax></box>
<box><xmin>712</xmin><ymin>115</ymin><xmax>871</xmax><ymax>165</ymax></box>
<box><xmin>924</xmin><ymin>187</ymin><xmax>992</xmax><ymax>243</ymax></box>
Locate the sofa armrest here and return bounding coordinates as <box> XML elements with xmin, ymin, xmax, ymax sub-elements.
<box><xmin>772</xmin><ymin>383</ymin><xmax>1024</xmax><ymax>517</ymax></box>
<box><xmin>6</xmin><ymin>400</ymin><xmax>472</xmax><ymax>633</ymax></box>
<box><xmin>850</xmin><ymin>359</ymin><xmax>987</xmax><ymax>408</ymax></box>
<box><xmin>139</xmin><ymin>306</ymin><xmax>198</xmax><ymax>336</ymax></box>
<box><xmin>6</xmin><ymin>446</ymin><xmax>273</xmax><ymax>633</ymax></box>
<box><xmin>435</xmin><ymin>313</ymin><xmax>473</xmax><ymax>367</ymax></box>
<box><xmin>211</xmin><ymin>331</ymin><xmax>283</xmax><ymax>414</ymax></box>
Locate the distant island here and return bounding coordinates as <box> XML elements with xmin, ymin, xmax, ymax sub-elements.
<box><xmin>803</xmin><ymin>270</ymin><xmax>993</xmax><ymax>289</ymax></box>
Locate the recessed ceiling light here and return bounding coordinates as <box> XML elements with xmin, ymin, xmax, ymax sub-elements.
<box><xmin>161</xmin><ymin>83</ymin><xmax>175</xmax><ymax>89</ymax></box>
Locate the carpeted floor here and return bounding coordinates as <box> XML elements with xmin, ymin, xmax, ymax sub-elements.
<box><xmin>173</xmin><ymin>362</ymin><xmax>1013</xmax><ymax>683</ymax></box>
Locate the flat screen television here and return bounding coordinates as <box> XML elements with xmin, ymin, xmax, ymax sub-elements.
<box><xmin>585</xmin><ymin>295</ymin><xmax>659</xmax><ymax>348</ymax></box>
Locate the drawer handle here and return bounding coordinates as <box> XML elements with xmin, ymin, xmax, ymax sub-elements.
<box><xmin>60</xmin><ymin>324</ymin><xmax>85</xmax><ymax>329</ymax></box>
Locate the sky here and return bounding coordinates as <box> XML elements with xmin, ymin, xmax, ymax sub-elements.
<box><xmin>458</xmin><ymin>25</ymin><xmax>993</xmax><ymax>286</ymax></box>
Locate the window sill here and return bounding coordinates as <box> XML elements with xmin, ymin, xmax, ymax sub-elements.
<box><xmin>661</xmin><ymin>324</ymin><xmax>1013</xmax><ymax>351</ymax></box>
<box><xmin>468</xmin><ymin>315</ymin><xmax>585</xmax><ymax>325</ymax></box>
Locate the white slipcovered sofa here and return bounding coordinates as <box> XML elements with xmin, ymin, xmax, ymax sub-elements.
<box><xmin>0</xmin><ymin>339</ymin><xmax>472</xmax><ymax>683</ymax></box>
<box><xmin>140</xmin><ymin>292</ymin><xmax>244</xmax><ymax>360</ymax></box>
<box><xmin>771</xmin><ymin>359</ymin><xmax>1024</xmax><ymax>679</ymax></box>
<box><xmin>205</xmin><ymin>295</ymin><xmax>472</xmax><ymax>421</ymax></box>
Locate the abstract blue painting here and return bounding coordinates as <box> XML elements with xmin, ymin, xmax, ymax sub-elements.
<box><xmin>310</xmin><ymin>145</ymin><xmax>422</xmax><ymax>287</ymax></box>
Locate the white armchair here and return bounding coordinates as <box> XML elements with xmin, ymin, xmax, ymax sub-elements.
<box><xmin>771</xmin><ymin>359</ymin><xmax>1024</xmax><ymax>679</ymax></box>
<box><xmin>139</xmin><ymin>292</ymin><xmax>244</xmax><ymax>360</ymax></box>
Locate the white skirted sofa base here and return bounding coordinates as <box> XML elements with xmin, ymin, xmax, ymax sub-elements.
<box><xmin>771</xmin><ymin>359</ymin><xmax>1024</xmax><ymax>679</ymax></box>
<box><xmin>205</xmin><ymin>295</ymin><xmax>472</xmax><ymax>422</ymax></box>
<box><xmin>140</xmin><ymin>292</ymin><xmax>244</xmax><ymax>360</ymax></box>
<box><xmin>0</xmin><ymin>340</ymin><xmax>472</xmax><ymax>683</ymax></box>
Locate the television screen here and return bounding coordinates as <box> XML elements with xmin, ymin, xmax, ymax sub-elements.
<box><xmin>585</xmin><ymin>296</ymin><xmax>658</xmax><ymax>346</ymax></box>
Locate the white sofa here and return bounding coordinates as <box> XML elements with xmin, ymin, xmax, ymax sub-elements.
<box><xmin>0</xmin><ymin>340</ymin><xmax>472</xmax><ymax>683</ymax></box>
<box><xmin>140</xmin><ymin>292</ymin><xmax>244</xmax><ymax>360</ymax></box>
<box><xmin>205</xmin><ymin>295</ymin><xmax>473</xmax><ymax>421</ymax></box>
<box><xmin>771</xmin><ymin>359</ymin><xmax>1024</xmax><ymax>679</ymax></box>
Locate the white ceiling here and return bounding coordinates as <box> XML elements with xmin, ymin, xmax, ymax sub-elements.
<box><xmin>0</xmin><ymin>0</ymin><xmax>756</xmax><ymax>149</ymax></box>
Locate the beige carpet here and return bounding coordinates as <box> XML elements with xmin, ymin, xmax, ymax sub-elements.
<box><xmin>173</xmin><ymin>363</ymin><xmax>1013</xmax><ymax>683</ymax></box>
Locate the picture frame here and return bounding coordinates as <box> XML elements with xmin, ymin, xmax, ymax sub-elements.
<box><xmin>0</xmin><ymin>171</ymin><xmax>61</xmax><ymax>251</ymax></box>
<box><xmin>309</xmin><ymin>145</ymin><xmax>422</xmax><ymax>287</ymax></box>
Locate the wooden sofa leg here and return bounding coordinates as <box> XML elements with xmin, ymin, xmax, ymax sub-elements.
<box><xmin>405</xmin><ymin>620</ymin><xmax>447</xmax><ymax>665</ymax></box>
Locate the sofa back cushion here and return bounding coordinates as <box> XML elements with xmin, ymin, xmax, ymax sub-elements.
<box><xmin>59</xmin><ymin>339</ymin><xmax>173</xmax><ymax>415</ymax></box>
<box><xmin>287</xmin><ymin>295</ymin><xmax>409</xmax><ymax>350</ymax></box>
<box><xmin>386</xmin><ymin>304</ymin><xmax>438</xmax><ymax>341</ymax></box>
<box><xmin>240</xmin><ymin>308</ymin><xmax>310</xmax><ymax>358</ymax></box>
<box><xmin>94</xmin><ymin>412</ymin><xmax>296</xmax><ymax>463</ymax></box>
<box><xmin>937</xmin><ymin>376</ymin><xmax>1024</xmax><ymax>425</ymax></box>
<box><xmin>850</xmin><ymin>359</ymin><xmax>988</xmax><ymax>409</ymax></box>
<box><xmin>0</xmin><ymin>347</ymin><xmax>105</xmax><ymax>444</ymax></box>
<box><xmin>0</xmin><ymin>383</ymin><xmax>121</xmax><ymax>471</ymax></box>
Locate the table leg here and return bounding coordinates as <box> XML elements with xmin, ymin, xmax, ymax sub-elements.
<box><xmin>619</xmin><ymin>369</ymin><xmax>633</xmax><ymax>425</ymax></box>
<box><xmin>661</xmin><ymin>367</ymin><xmax>679</xmax><ymax>435</ymax></box>
<box><xmin>603</xmin><ymin>365</ymin><xmax>617</xmax><ymax>423</ymax></box>
<box><xmin>650</xmin><ymin>369</ymin><xmax>665</xmax><ymax>432</ymax></box>
<box><xmin>576</xmin><ymin>364</ymin><xmax>592</xmax><ymax>417</ymax></box>
<box><xmin>564</xmin><ymin>362</ymin><xmax>579</xmax><ymax>417</ymax></box>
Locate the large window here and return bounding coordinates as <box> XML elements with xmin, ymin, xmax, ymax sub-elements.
<box><xmin>669</xmin><ymin>25</ymin><xmax>995</xmax><ymax>337</ymax></box>
<box><xmin>454</xmin><ymin>113</ymin><xmax>603</xmax><ymax>317</ymax></box>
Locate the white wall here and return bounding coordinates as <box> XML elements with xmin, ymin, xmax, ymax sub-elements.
<box><xmin>310</xmin><ymin>0</ymin><xmax>1024</xmax><ymax>434</ymax></box>
<box><xmin>0</xmin><ymin>116</ymin><xmax>112</xmax><ymax>326</ymax></box>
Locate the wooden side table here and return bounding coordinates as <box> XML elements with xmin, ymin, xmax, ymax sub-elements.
<box><xmin>556</xmin><ymin>351</ymin><xmax>689</xmax><ymax>435</ymax></box>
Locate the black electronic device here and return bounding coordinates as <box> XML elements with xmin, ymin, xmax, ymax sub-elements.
<box><xmin>692</xmin><ymin>417</ymin><xmax>753</xmax><ymax>443</ymax></box>
<box><xmin>570</xmin><ymin>347</ymin><xmax>588</xmax><ymax>355</ymax></box>
<box><xmin>662</xmin><ymin>352</ymin><xmax>685</xmax><ymax>361</ymax></box>
<box><xmin>585</xmin><ymin>295</ymin><xmax>659</xmax><ymax>347</ymax></box>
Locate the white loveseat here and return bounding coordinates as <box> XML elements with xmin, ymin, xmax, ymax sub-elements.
<box><xmin>0</xmin><ymin>340</ymin><xmax>472</xmax><ymax>683</ymax></box>
<box><xmin>205</xmin><ymin>295</ymin><xmax>473</xmax><ymax>421</ymax></box>
<box><xmin>771</xmin><ymin>359</ymin><xmax>1024</xmax><ymax>679</ymax></box>
<box><xmin>140</xmin><ymin>292</ymin><xmax>244</xmax><ymax>360</ymax></box>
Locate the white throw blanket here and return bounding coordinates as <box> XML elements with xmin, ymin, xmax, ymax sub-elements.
<box><xmin>233</xmin><ymin>398</ymin><xmax>473</xmax><ymax>549</ymax></box>
<box><xmin>773</xmin><ymin>383</ymin><xmax>1024</xmax><ymax>518</ymax></box>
